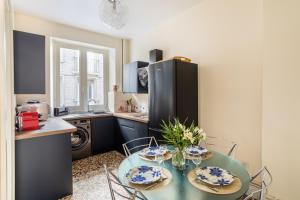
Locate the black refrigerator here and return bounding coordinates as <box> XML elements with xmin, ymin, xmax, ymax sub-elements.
<box><xmin>148</xmin><ymin>59</ymin><xmax>198</xmax><ymax>140</ymax></box>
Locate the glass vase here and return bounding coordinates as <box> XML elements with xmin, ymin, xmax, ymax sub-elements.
<box><xmin>172</xmin><ymin>147</ymin><xmax>186</xmax><ymax>170</ymax></box>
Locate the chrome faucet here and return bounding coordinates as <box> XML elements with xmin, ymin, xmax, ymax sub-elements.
<box><xmin>88</xmin><ymin>99</ymin><xmax>97</xmax><ymax>113</ymax></box>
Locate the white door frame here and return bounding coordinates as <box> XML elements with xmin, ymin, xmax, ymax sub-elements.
<box><xmin>0</xmin><ymin>0</ymin><xmax>15</xmax><ymax>200</ymax></box>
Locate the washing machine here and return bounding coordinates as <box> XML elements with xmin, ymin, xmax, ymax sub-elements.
<box><xmin>68</xmin><ymin>119</ymin><xmax>92</xmax><ymax>160</ymax></box>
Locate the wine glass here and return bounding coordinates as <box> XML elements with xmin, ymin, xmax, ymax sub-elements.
<box><xmin>155</xmin><ymin>154</ymin><xmax>164</xmax><ymax>166</ymax></box>
<box><xmin>191</xmin><ymin>155</ymin><xmax>202</xmax><ymax>168</ymax></box>
<box><xmin>160</xmin><ymin>144</ymin><xmax>168</xmax><ymax>152</ymax></box>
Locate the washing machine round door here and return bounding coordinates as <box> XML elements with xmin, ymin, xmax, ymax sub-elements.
<box><xmin>71</xmin><ymin>127</ymin><xmax>89</xmax><ymax>151</ymax></box>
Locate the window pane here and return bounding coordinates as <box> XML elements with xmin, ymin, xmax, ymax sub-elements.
<box><xmin>87</xmin><ymin>51</ymin><xmax>104</xmax><ymax>105</ymax></box>
<box><xmin>60</xmin><ymin>48</ymin><xmax>80</xmax><ymax>107</ymax></box>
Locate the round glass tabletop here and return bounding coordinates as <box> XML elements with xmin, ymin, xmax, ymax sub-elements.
<box><xmin>118</xmin><ymin>149</ymin><xmax>250</xmax><ymax>200</ymax></box>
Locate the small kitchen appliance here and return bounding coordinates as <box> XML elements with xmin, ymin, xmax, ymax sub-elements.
<box><xmin>53</xmin><ymin>107</ymin><xmax>69</xmax><ymax>117</ymax></box>
<box><xmin>17</xmin><ymin>100</ymin><xmax>49</xmax><ymax>121</ymax></box>
<box><xmin>16</xmin><ymin>112</ymin><xmax>39</xmax><ymax>131</ymax></box>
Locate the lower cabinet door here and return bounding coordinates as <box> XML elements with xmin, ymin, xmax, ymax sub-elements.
<box><xmin>91</xmin><ymin>117</ymin><xmax>114</xmax><ymax>155</ymax></box>
<box><xmin>16</xmin><ymin>134</ymin><xmax>73</xmax><ymax>200</ymax></box>
<box><xmin>116</xmin><ymin>118</ymin><xmax>148</xmax><ymax>154</ymax></box>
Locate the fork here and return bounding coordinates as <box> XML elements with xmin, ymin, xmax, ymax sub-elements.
<box><xmin>145</xmin><ymin>175</ymin><xmax>168</xmax><ymax>190</ymax></box>
<box><xmin>194</xmin><ymin>178</ymin><xmax>219</xmax><ymax>192</ymax></box>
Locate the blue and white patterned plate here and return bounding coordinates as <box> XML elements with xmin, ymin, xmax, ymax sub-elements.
<box><xmin>195</xmin><ymin>166</ymin><xmax>234</xmax><ymax>186</ymax></box>
<box><xmin>139</xmin><ymin>146</ymin><xmax>167</xmax><ymax>157</ymax></box>
<box><xmin>186</xmin><ymin>146</ymin><xmax>208</xmax><ymax>156</ymax></box>
<box><xmin>126</xmin><ymin>166</ymin><xmax>162</xmax><ymax>185</ymax></box>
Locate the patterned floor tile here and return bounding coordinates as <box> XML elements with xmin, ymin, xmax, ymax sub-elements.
<box><xmin>60</xmin><ymin>151</ymin><xmax>125</xmax><ymax>200</ymax></box>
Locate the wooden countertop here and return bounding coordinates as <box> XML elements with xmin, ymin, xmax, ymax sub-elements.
<box><xmin>59</xmin><ymin>112</ymin><xmax>148</xmax><ymax>123</ymax></box>
<box><xmin>15</xmin><ymin>118</ymin><xmax>77</xmax><ymax>141</ymax></box>
<box><xmin>59</xmin><ymin>113</ymin><xmax>113</xmax><ymax>121</ymax></box>
<box><xmin>15</xmin><ymin>112</ymin><xmax>148</xmax><ymax>140</ymax></box>
<box><xmin>113</xmin><ymin>112</ymin><xmax>149</xmax><ymax>123</ymax></box>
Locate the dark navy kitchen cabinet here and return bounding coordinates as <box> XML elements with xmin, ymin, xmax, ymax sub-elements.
<box><xmin>13</xmin><ymin>30</ymin><xmax>45</xmax><ymax>94</ymax></box>
<box><xmin>15</xmin><ymin>134</ymin><xmax>73</xmax><ymax>200</ymax></box>
<box><xmin>91</xmin><ymin>117</ymin><xmax>115</xmax><ymax>154</ymax></box>
<box><xmin>115</xmin><ymin>117</ymin><xmax>148</xmax><ymax>154</ymax></box>
<box><xmin>123</xmin><ymin>61</ymin><xmax>149</xmax><ymax>93</ymax></box>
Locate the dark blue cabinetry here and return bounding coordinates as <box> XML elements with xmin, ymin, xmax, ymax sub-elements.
<box><xmin>13</xmin><ymin>30</ymin><xmax>45</xmax><ymax>94</ymax></box>
<box><xmin>91</xmin><ymin>117</ymin><xmax>115</xmax><ymax>154</ymax></box>
<box><xmin>123</xmin><ymin>61</ymin><xmax>149</xmax><ymax>93</ymax></box>
<box><xmin>115</xmin><ymin>117</ymin><xmax>148</xmax><ymax>154</ymax></box>
<box><xmin>15</xmin><ymin>134</ymin><xmax>73</xmax><ymax>200</ymax></box>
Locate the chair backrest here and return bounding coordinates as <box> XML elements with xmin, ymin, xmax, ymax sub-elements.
<box><xmin>244</xmin><ymin>166</ymin><xmax>272</xmax><ymax>200</ymax></box>
<box><xmin>104</xmin><ymin>164</ymin><xmax>148</xmax><ymax>200</ymax></box>
<box><xmin>122</xmin><ymin>136</ymin><xmax>158</xmax><ymax>157</ymax></box>
<box><xmin>202</xmin><ymin>135</ymin><xmax>238</xmax><ymax>157</ymax></box>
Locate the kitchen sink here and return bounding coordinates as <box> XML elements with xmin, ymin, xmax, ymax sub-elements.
<box><xmin>73</xmin><ymin>111</ymin><xmax>109</xmax><ymax>115</ymax></box>
<box><xmin>92</xmin><ymin>111</ymin><xmax>107</xmax><ymax>114</ymax></box>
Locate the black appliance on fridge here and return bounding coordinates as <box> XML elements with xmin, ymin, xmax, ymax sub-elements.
<box><xmin>148</xmin><ymin>59</ymin><xmax>198</xmax><ymax>140</ymax></box>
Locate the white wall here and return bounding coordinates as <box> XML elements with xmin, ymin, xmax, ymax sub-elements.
<box><xmin>262</xmin><ymin>0</ymin><xmax>300</xmax><ymax>199</ymax></box>
<box><xmin>14</xmin><ymin>12</ymin><xmax>123</xmax><ymax>105</ymax></box>
<box><xmin>130</xmin><ymin>0</ymin><xmax>263</xmax><ymax>175</ymax></box>
<box><xmin>130</xmin><ymin>0</ymin><xmax>300</xmax><ymax>198</ymax></box>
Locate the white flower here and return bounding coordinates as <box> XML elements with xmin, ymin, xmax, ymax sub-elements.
<box><xmin>183</xmin><ymin>130</ymin><xmax>193</xmax><ymax>141</ymax></box>
<box><xmin>179</xmin><ymin>123</ymin><xmax>186</xmax><ymax>130</ymax></box>
<box><xmin>201</xmin><ymin>132</ymin><xmax>207</xmax><ymax>140</ymax></box>
<box><xmin>190</xmin><ymin>137</ymin><xmax>195</xmax><ymax>144</ymax></box>
<box><xmin>198</xmin><ymin>128</ymin><xmax>204</xmax><ymax>133</ymax></box>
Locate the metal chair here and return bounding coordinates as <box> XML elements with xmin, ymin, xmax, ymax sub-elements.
<box><xmin>201</xmin><ymin>135</ymin><xmax>238</xmax><ymax>157</ymax></box>
<box><xmin>122</xmin><ymin>136</ymin><xmax>158</xmax><ymax>157</ymax></box>
<box><xmin>104</xmin><ymin>164</ymin><xmax>148</xmax><ymax>200</ymax></box>
<box><xmin>243</xmin><ymin>166</ymin><xmax>272</xmax><ymax>200</ymax></box>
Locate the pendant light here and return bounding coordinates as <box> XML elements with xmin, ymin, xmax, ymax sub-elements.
<box><xmin>99</xmin><ymin>0</ymin><xmax>128</xmax><ymax>29</ymax></box>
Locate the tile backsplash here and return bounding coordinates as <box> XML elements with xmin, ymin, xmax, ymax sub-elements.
<box><xmin>17</xmin><ymin>92</ymin><xmax>149</xmax><ymax>114</ymax></box>
<box><xmin>108</xmin><ymin>92</ymin><xmax>148</xmax><ymax>113</ymax></box>
<box><xmin>132</xmin><ymin>94</ymin><xmax>148</xmax><ymax>113</ymax></box>
<box><xmin>16</xmin><ymin>94</ymin><xmax>49</xmax><ymax>105</ymax></box>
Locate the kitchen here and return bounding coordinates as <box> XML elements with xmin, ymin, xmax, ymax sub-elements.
<box><xmin>13</xmin><ymin>17</ymin><xmax>199</xmax><ymax>199</ymax></box>
<box><xmin>1</xmin><ymin>0</ymin><xmax>299</xmax><ymax>200</ymax></box>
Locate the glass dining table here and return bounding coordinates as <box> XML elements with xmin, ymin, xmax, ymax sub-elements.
<box><xmin>118</xmin><ymin>148</ymin><xmax>251</xmax><ymax>200</ymax></box>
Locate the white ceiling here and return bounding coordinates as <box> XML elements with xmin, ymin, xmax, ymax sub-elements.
<box><xmin>12</xmin><ymin>0</ymin><xmax>201</xmax><ymax>38</ymax></box>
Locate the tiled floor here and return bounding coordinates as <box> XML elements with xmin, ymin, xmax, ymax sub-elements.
<box><xmin>60</xmin><ymin>151</ymin><xmax>125</xmax><ymax>200</ymax></box>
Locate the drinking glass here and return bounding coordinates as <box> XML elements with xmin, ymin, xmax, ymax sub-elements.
<box><xmin>155</xmin><ymin>154</ymin><xmax>164</xmax><ymax>165</ymax></box>
<box><xmin>160</xmin><ymin>144</ymin><xmax>168</xmax><ymax>152</ymax></box>
<box><xmin>191</xmin><ymin>155</ymin><xmax>202</xmax><ymax>168</ymax></box>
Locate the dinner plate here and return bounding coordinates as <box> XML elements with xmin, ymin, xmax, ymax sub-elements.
<box><xmin>126</xmin><ymin>166</ymin><xmax>162</xmax><ymax>185</ymax></box>
<box><xmin>139</xmin><ymin>146</ymin><xmax>167</xmax><ymax>157</ymax></box>
<box><xmin>195</xmin><ymin>166</ymin><xmax>234</xmax><ymax>186</ymax></box>
<box><xmin>185</xmin><ymin>146</ymin><xmax>208</xmax><ymax>156</ymax></box>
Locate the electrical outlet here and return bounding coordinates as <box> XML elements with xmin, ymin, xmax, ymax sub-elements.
<box><xmin>140</xmin><ymin>104</ymin><xmax>147</xmax><ymax>113</ymax></box>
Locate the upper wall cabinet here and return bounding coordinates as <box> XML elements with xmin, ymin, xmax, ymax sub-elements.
<box><xmin>123</xmin><ymin>61</ymin><xmax>149</xmax><ymax>93</ymax></box>
<box><xmin>14</xmin><ymin>30</ymin><xmax>46</xmax><ymax>94</ymax></box>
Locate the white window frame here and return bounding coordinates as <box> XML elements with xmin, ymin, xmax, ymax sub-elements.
<box><xmin>52</xmin><ymin>40</ymin><xmax>109</xmax><ymax>112</ymax></box>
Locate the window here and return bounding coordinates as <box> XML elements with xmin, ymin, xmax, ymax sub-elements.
<box><xmin>52</xmin><ymin>40</ymin><xmax>108</xmax><ymax>112</ymax></box>
<box><xmin>59</xmin><ymin>48</ymin><xmax>80</xmax><ymax>107</ymax></box>
<box><xmin>87</xmin><ymin>52</ymin><xmax>104</xmax><ymax>105</ymax></box>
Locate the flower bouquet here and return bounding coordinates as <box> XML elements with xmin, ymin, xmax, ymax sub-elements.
<box><xmin>161</xmin><ymin>118</ymin><xmax>206</xmax><ymax>170</ymax></box>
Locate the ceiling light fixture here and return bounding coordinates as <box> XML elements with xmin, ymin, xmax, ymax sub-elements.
<box><xmin>99</xmin><ymin>0</ymin><xmax>128</xmax><ymax>30</ymax></box>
